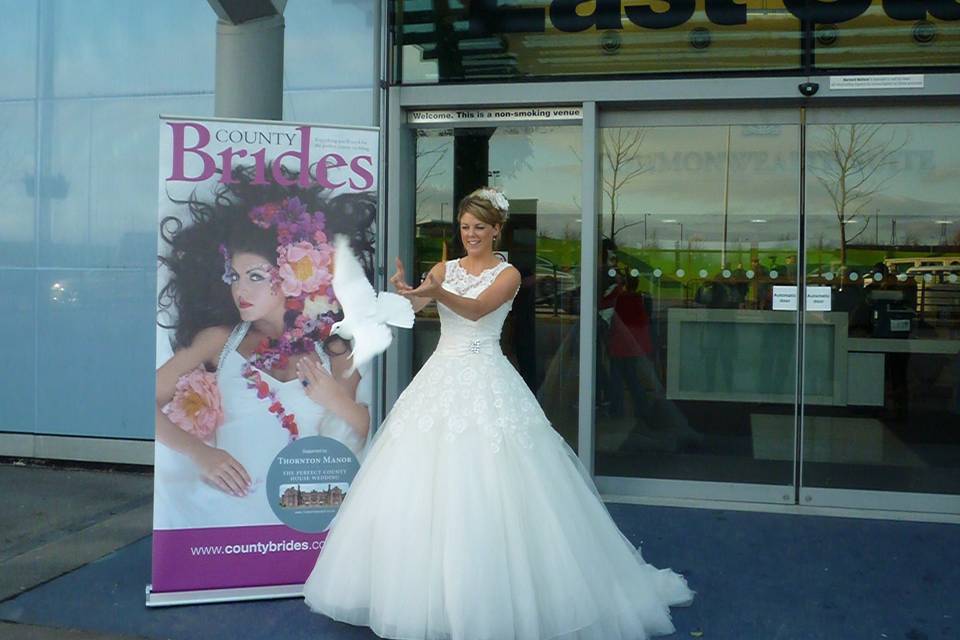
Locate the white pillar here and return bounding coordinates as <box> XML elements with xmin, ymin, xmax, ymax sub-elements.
<box><xmin>214</xmin><ymin>14</ymin><xmax>284</xmax><ymax>120</ymax></box>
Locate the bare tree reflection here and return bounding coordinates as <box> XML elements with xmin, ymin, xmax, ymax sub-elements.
<box><xmin>415</xmin><ymin>130</ymin><xmax>451</xmax><ymax>198</ymax></box>
<box><xmin>810</xmin><ymin>124</ymin><xmax>906</xmax><ymax>277</ymax></box>
<box><xmin>600</xmin><ymin>128</ymin><xmax>651</xmax><ymax>243</ymax></box>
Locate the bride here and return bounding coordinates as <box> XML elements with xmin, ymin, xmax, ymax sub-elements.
<box><xmin>303</xmin><ymin>188</ymin><xmax>694</xmax><ymax>639</ymax></box>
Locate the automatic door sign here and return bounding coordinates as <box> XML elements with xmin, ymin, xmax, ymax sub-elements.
<box><xmin>267</xmin><ymin>436</ymin><xmax>360</xmax><ymax>533</ymax></box>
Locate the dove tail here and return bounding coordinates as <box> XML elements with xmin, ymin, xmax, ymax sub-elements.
<box><xmin>377</xmin><ymin>292</ymin><xmax>415</xmax><ymax>329</ymax></box>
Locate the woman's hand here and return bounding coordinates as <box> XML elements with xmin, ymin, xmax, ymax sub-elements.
<box><xmin>389</xmin><ymin>257</ymin><xmax>413</xmax><ymax>293</ymax></box>
<box><xmin>402</xmin><ymin>271</ymin><xmax>444</xmax><ymax>300</ymax></box>
<box><xmin>191</xmin><ymin>445</ymin><xmax>251</xmax><ymax>497</ymax></box>
<box><xmin>297</xmin><ymin>354</ymin><xmax>344</xmax><ymax>406</ymax></box>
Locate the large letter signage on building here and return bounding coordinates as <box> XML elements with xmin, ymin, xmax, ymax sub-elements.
<box><xmin>148</xmin><ymin>117</ymin><xmax>379</xmax><ymax>606</ymax></box>
<box><xmin>470</xmin><ymin>0</ymin><xmax>959</xmax><ymax>32</ymax></box>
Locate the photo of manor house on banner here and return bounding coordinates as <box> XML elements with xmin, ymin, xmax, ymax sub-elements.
<box><xmin>150</xmin><ymin>117</ymin><xmax>378</xmax><ymax>602</ymax></box>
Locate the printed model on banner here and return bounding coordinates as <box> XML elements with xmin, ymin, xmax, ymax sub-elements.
<box><xmin>330</xmin><ymin>235</ymin><xmax>414</xmax><ymax>375</ymax></box>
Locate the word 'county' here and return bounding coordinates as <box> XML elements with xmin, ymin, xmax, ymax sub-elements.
<box><xmin>166</xmin><ymin>123</ymin><xmax>374</xmax><ymax>190</ymax></box>
<box><xmin>477</xmin><ymin>0</ymin><xmax>959</xmax><ymax>32</ymax></box>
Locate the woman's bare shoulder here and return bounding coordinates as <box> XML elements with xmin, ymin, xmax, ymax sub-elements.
<box><xmin>189</xmin><ymin>326</ymin><xmax>233</xmax><ymax>360</ymax></box>
<box><xmin>497</xmin><ymin>264</ymin><xmax>521</xmax><ymax>283</ymax></box>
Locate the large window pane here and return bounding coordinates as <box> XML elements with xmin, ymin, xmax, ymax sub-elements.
<box><xmin>0</xmin><ymin>0</ymin><xmax>38</xmax><ymax>99</ymax></box>
<box><xmin>395</xmin><ymin>1</ymin><xmax>960</xmax><ymax>84</ymax></box>
<box><xmin>37</xmin><ymin>269</ymin><xmax>155</xmax><ymax>439</ymax></box>
<box><xmin>814</xmin><ymin>0</ymin><xmax>960</xmax><ymax>71</ymax></box>
<box><xmin>0</xmin><ymin>102</ymin><xmax>36</xmax><ymax>267</ymax></box>
<box><xmin>803</xmin><ymin>118</ymin><xmax>960</xmax><ymax>495</ymax></box>
<box><xmin>49</xmin><ymin>0</ymin><xmax>213</xmax><ymax>97</ymax></box>
<box><xmin>38</xmin><ymin>95</ymin><xmax>212</xmax><ymax>268</ymax></box>
<box><xmin>0</xmin><ymin>271</ymin><xmax>36</xmax><ymax>432</ymax></box>
<box><xmin>596</xmin><ymin>119</ymin><xmax>800</xmax><ymax>486</ymax></box>
<box><xmin>283</xmin><ymin>89</ymin><xmax>374</xmax><ymax>127</ymax></box>
<box><xmin>397</xmin><ymin>1</ymin><xmax>801</xmax><ymax>83</ymax></box>
<box><xmin>284</xmin><ymin>0</ymin><xmax>375</xmax><ymax>91</ymax></box>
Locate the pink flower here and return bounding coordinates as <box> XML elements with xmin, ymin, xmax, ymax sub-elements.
<box><xmin>277</xmin><ymin>241</ymin><xmax>332</xmax><ymax>297</ymax></box>
<box><xmin>162</xmin><ymin>368</ymin><xmax>223</xmax><ymax>440</ymax></box>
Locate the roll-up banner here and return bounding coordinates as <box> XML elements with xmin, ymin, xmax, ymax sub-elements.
<box><xmin>148</xmin><ymin>117</ymin><xmax>379</xmax><ymax>606</ymax></box>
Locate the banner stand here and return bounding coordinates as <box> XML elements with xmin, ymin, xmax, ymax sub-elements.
<box><xmin>145</xmin><ymin>583</ymin><xmax>303</xmax><ymax>608</ymax></box>
<box><xmin>151</xmin><ymin>116</ymin><xmax>378</xmax><ymax>606</ymax></box>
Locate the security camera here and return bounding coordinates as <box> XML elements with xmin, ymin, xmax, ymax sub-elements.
<box><xmin>798</xmin><ymin>82</ymin><xmax>820</xmax><ymax>97</ymax></box>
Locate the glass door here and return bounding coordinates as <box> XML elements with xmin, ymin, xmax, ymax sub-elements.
<box><xmin>594</xmin><ymin>110</ymin><xmax>802</xmax><ymax>503</ymax></box>
<box><xmin>801</xmin><ymin>107</ymin><xmax>960</xmax><ymax>513</ymax></box>
<box><xmin>396</xmin><ymin>104</ymin><xmax>960</xmax><ymax>515</ymax></box>
<box><xmin>410</xmin><ymin>123</ymin><xmax>583</xmax><ymax>451</ymax></box>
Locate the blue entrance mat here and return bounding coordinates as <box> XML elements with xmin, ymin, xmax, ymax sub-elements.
<box><xmin>1</xmin><ymin>504</ymin><xmax>957</xmax><ymax>640</ymax></box>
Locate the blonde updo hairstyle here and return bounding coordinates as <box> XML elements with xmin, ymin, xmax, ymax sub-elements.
<box><xmin>457</xmin><ymin>188</ymin><xmax>508</xmax><ymax>245</ymax></box>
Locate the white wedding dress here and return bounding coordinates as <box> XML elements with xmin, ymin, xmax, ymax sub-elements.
<box><xmin>153</xmin><ymin>322</ymin><xmax>369</xmax><ymax>530</ymax></box>
<box><xmin>303</xmin><ymin>259</ymin><xmax>693</xmax><ymax>640</ymax></box>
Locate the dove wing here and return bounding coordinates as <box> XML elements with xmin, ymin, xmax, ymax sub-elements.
<box><xmin>332</xmin><ymin>235</ymin><xmax>377</xmax><ymax>320</ymax></box>
<box><xmin>346</xmin><ymin>322</ymin><xmax>394</xmax><ymax>376</ymax></box>
<box><xmin>376</xmin><ymin>291</ymin><xmax>415</xmax><ymax>329</ymax></box>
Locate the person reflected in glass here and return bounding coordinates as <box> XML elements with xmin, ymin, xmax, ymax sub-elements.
<box><xmin>695</xmin><ymin>271</ymin><xmax>741</xmax><ymax>393</ymax></box>
<box><xmin>864</xmin><ymin>261</ymin><xmax>917</xmax><ymax>420</ymax></box>
<box><xmin>601</xmin><ymin>270</ymin><xmax>654</xmax><ymax>421</ymax></box>
<box><xmin>596</xmin><ymin>237</ymin><xmax>619</xmax><ymax>416</ymax></box>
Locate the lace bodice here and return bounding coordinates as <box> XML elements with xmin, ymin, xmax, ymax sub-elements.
<box><xmin>385</xmin><ymin>257</ymin><xmax>551</xmax><ymax>452</ymax></box>
<box><xmin>436</xmin><ymin>259</ymin><xmax>516</xmax><ymax>355</ymax></box>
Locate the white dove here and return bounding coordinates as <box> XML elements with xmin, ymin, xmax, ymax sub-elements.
<box><xmin>330</xmin><ymin>235</ymin><xmax>415</xmax><ymax>376</ymax></box>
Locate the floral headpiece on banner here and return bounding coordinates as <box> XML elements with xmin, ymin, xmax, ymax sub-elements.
<box><xmin>222</xmin><ymin>196</ymin><xmax>342</xmax><ymax>373</ymax></box>
<box><xmin>475</xmin><ymin>188</ymin><xmax>510</xmax><ymax>219</ymax></box>
<box><xmin>220</xmin><ymin>196</ymin><xmax>346</xmax><ymax>442</ymax></box>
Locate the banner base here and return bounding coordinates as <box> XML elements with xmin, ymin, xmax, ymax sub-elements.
<box><xmin>145</xmin><ymin>583</ymin><xmax>303</xmax><ymax>607</ymax></box>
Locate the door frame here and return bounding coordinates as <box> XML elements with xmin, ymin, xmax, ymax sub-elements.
<box><xmin>594</xmin><ymin>106</ymin><xmax>803</xmax><ymax>506</ymax></box>
<box><xmin>799</xmin><ymin>104</ymin><xmax>960</xmax><ymax>514</ymax></box>
<box><xmin>384</xmin><ymin>75</ymin><xmax>960</xmax><ymax>515</ymax></box>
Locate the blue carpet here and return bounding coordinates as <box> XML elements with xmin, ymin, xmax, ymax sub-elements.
<box><xmin>1</xmin><ymin>504</ymin><xmax>958</xmax><ymax>640</ymax></box>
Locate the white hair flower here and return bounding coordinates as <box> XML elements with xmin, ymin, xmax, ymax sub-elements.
<box><xmin>303</xmin><ymin>293</ymin><xmax>340</xmax><ymax>320</ymax></box>
<box><xmin>476</xmin><ymin>188</ymin><xmax>509</xmax><ymax>218</ymax></box>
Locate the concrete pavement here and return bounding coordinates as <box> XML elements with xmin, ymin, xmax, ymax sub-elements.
<box><xmin>0</xmin><ymin>460</ymin><xmax>153</xmax><ymax>639</ymax></box>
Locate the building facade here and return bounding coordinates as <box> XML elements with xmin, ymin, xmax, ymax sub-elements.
<box><xmin>2</xmin><ymin>0</ymin><xmax>959</xmax><ymax>518</ymax></box>
<box><xmin>387</xmin><ymin>0</ymin><xmax>960</xmax><ymax>517</ymax></box>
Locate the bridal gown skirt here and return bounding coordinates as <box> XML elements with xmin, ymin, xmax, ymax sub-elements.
<box><xmin>303</xmin><ymin>340</ymin><xmax>693</xmax><ymax>640</ymax></box>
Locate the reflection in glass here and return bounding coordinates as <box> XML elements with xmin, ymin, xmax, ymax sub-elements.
<box><xmin>0</xmin><ymin>102</ymin><xmax>37</xmax><ymax>267</ymax></box>
<box><xmin>0</xmin><ymin>271</ymin><xmax>36</xmax><ymax>431</ymax></box>
<box><xmin>284</xmin><ymin>0</ymin><xmax>375</xmax><ymax>91</ymax></box>
<box><xmin>283</xmin><ymin>89</ymin><xmax>374</xmax><ymax>126</ymax></box>
<box><xmin>37</xmin><ymin>269</ymin><xmax>156</xmax><ymax>439</ymax></box>
<box><xmin>396</xmin><ymin>1</ymin><xmax>801</xmax><ymax>83</ymax></box>
<box><xmin>395</xmin><ymin>0</ymin><xmax>959</xmax><ymax>84</ymax></box>
<box><xmin>595</xmin><ymin>123</ymin><xmax>800</xmax><ymax>486</ymax></box>
<box><xmin>413</xmin><ymin>126</ymin><xmax>582</xmax><ymax>449</ymax></box>
<box><xmin>804</xmin><ymin>121</ymin><xmax>960</xmax><ymax>496</ymax></box>
<box><xmin>50</xmin><ymin>0</ymin><xmax>214</xmax><ymax>97</ymax></box>
<box><xmin>814</xmin><ymin>1</ymin><xmax>960</xmax><ymax>71</ymax></box>
<box><xmin>0</xmin><ymin>0</ymin><xmax>38</xmax><ymax>99</ymax></box>
<box><xmin>39</xmin><ymin>95</ymin><xmax>213</xmax><ymax>268</ymax></box>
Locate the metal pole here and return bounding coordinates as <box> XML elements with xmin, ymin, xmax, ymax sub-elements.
<box><xmin>578</xmin><ymin>101</ymin><xmax>599</xmax><ymax>475</ymax></box>
<box><xmin>721</xmin><ymin>125</ymin><xmax>732</xmax><ymax>268</ymax></box>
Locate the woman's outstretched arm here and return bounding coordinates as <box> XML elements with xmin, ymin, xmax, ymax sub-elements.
<box><xmin>389</xmin><ymin>256</ymin><xmax>436</xmax><ymax>313</ymax></box>
<box><xmin>404</xmin><ymin>263</ymin><xmax>521</xmax><ymax>322</ymax></box>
